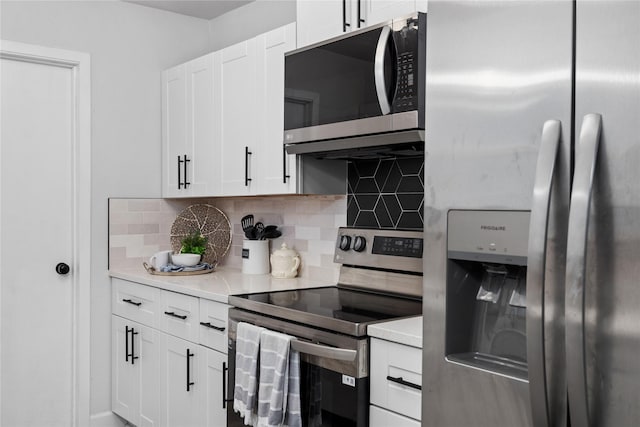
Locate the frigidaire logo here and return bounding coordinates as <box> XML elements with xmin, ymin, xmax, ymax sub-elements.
<box><xmin>481</xmin><ymin>225</ymin><xmax>506</xmax><ymax>231</ymax></box>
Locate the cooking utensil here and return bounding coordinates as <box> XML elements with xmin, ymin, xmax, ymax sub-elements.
<box><xmin>244</xmin><ymin>227</ymin><xmax>255</xmax><ymax>240</ymax></box>
<box><xmin>263</xmin><ymin>229</ymin><xmax>282</xmax><ymax>239</ymax></box>
<box><xmin>241</xmin><ymin>214</ymin><xmax>254</xmax><ymax>231</ymax></box>
<box><xmin>254</xmin><ymin>222</ymin><xmax>265</xmax><ymax>240</ymax></box>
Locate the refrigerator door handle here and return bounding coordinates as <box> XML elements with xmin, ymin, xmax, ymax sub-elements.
<box><xmin>526</xmin><ymin>119</ymin><xmax>562</xmax><ymax>427</ymax></box>
<box><xmin>566</xmin><ymin>113</ymin><xmax>602</xmax><ymax>427</ymax></box>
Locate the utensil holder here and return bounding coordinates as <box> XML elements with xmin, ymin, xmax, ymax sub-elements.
<box><xmin>242</xmin><ymin>239</ymin><xmax>270</xmax><ymax>275</ymax></box>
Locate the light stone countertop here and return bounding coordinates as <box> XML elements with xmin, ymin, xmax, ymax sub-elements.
<box><xmin>109</xmin><ymin>265</ymin><xmax>334</xmax><ymax>304</ymax></box>
<box><xmin>368</xmin><ymin>315</ymin><xmax>423</xmax><ymax>349</ymax></box>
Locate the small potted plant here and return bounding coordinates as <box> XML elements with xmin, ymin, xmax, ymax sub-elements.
<box><xmin>171</xmin><ymin>231</ymin><xmax>207</xmax><ymax>266</ymax></box>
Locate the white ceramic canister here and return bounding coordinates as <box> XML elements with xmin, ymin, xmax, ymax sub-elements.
<box><xmin>270</xmin><ymin>243</ymin><xmax>300</xmax><ymax>278</ymax></box>
<box><xmin>242</xmin><ymin>240</ymin><xmax>270</xmax><ymax>275</ymax></box>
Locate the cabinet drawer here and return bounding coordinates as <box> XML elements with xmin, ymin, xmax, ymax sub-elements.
<box><xmin>159</xmin><ymin>290</ymin><xmax>200</xmax><ymax>342</ymax></box>
<box><xmin>199</xmin><ymin>299</ymin><xmax>229</xmax><ymax>354</ymax></box>
<box><xmin>370</xmin><ymin>405</ymin><xmax>421</xmax><ymax>427</ymax></box>
<box><xmin>112</xmin><ymin>278</ymin><xmax>161</xmax><ymax>328</ymax></box>
<box><xmin>370</xmin><ymin>338</ymin><xmax>422</xmax><ymax>421</ymax></box>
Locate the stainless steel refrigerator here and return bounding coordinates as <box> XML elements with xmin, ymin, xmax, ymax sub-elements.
<box><xmin>422</xmin><ymin>1</ymin><xmax>640</xmax><ymax>426</ymax></box>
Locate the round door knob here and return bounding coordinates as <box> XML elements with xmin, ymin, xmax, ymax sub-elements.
<box><xmin>353</xmin><ymin>236</ymin><xmax>367</xmax><ymax>252</ymax></box>
<box><xmin>55</xmin><ymin>262</ymin><xmax>70</xmax><ymax>275</ymax></box>
<box><xmin>339</xmin><ymin>235</ymin><xmax>352</xmax><ymax>251</ymax></box>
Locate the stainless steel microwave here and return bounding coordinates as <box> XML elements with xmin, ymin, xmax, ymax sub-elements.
<box><xmin>284</xmin><ymin>13</ymin><xmax>426</xmax><ymax>157</ymax></box>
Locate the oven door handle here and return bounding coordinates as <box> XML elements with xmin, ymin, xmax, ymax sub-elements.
<box><xmin>291</xmin><ymin>339</ymin><xmax>357</xmax><ymax>362</ymax></box>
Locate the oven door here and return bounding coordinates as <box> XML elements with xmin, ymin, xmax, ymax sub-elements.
<box><xmin>227</xmin><ymin>309</ymin><xmax>369</xmax><ymax>427</ymax></box>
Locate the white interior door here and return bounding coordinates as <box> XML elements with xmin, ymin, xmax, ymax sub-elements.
<box><xmin>0</xmin><ymin>41</ymin><xmax>90</xmax><ymax>426</ymax></box>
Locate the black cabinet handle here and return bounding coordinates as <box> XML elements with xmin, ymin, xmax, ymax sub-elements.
<box><xmin>222</xmin><ymin>362</ymin><xmax>234</xmax><ymax>408</ymax></box>
<box><xmin>244</xmin><ymin>146</ymin><xmax>252</xmax><ymax>186</ymax></box>
<box><xmin>342</xmin><ymin>0</ymin><xmax>350</xmax><ymax>32</ymax></box>
<box><xmin>200</xmin><ymin>321</ymin><xmax>226</xmax><ymax>332</ymax></box>
<box><xmin>183</xmin><ymin>154</ymin><xmax>191</xmax><ymax>188</ymax></box>
<box><xmin>122</xmin><ymin>298</ymin><xmax>142</xmax><ymax>307</ymax></box>
<box><xmin>125</xmin><ymin>326</ymin><xmax>131</xmax><ymax>363</ymax></box>
<box><xmin>131</xmin><ymin>329</ymin><xmax>139</xmax><ymax>365</ymax></box>
<box><xmin>124</xmin><ymin>326</ymin><xmax>138</xmax><ymax>365</ymax></box>
<box><xmin>282</xmin><ymin>145</ymin><xmax>290</xmax><ymax>184</ymax></box>
<box><xmin>186</xmin><ymin>349</ymin><xmax>195</xmax><ymax>391</ymax></box>
<box><xmin>178</xmin><ymin>154</ymin><xmax>191</xmax><ymax>189</ymax></box>
<box><xmin>164</xmin><ymin>311</ymin><xmax>187</xmax><ymax>320</ymax></box>
<box><xmin>222</xmin><ymin>361</ymin><xmax>228</xmax><ymax>409</ymax></box>
<box><xmin>357</xmin><ymin>0</ymin><xmax>364</xmax><ymax>27</ymax></box>
<box><xmin>386</xmin><ymin>375</ymin><xmax>422</xmax><ymax>391</ymax></box>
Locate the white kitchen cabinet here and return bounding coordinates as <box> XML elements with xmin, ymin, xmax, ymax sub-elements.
<box><xmin>369</xmin><ymin>337</ymin><xmax>422</xmax><ymax>424</ymax></box>
<box><xmin>202</xmin><ymin>346</ymin><xmax>230</xmax><ymax>426</ymax></box>
<box><xmin>162</xmin><ymin>53</ymin><xmax>220</xmax><ymax>197</ymax></box>
<box><xmin>112</xmin><ymin>279</ymin><xmax>229</xmax><ymax>427</ymax></box>
<box><xmin>296</xmin><ymin>0</ymin><xmax>427</xmax><ymax>48</ymax></box>
<box><xmin>159</xmin><ymin>334</ymin><xmax>203</xmax><ymax>427</ymax></box>
<box><xmin>370</xmin><ymin>405</ymin><xmax>421</xmax><ymax>427</ymax></box>
<box><xmin>159</xmin><ymin>289</ymin><xmax>200</xmax><ymax>343</ymax></box>
<box><xmin>218</xmin><ymin>38</ymin><xmax>258</xmax><ymax>196</ymax></box>
<box><xmin>162</xmin><ymin>23</ymin><xmax>344</xmax><ymax>197</ymax></box>
<box><xmin>199</xmin><ymin>298</ymin><xmax>230</xmax><ymax>353</ymax></box>
<box><xmin>365</xmin><ymin>0</ymin><xmax>426</xmax><ymax>27</ymax></box>
<box><xmin>255</xmin><ymin>23</ymin><xmax>298</xmax><ymax>194</ymax></box>
<box><xmin>112</xmin><ymin>315</ymin><xmax>161</xmax><ymax>427</ymax></box>
<box><xmin>217</xmin><ymin>23</ymin><xmax>297</xmax><ymax>196</ymax></box>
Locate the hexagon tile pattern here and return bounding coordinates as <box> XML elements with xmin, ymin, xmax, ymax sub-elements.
<box><xmin>347</xmin><ymin>156</ymin><xmax>424</xmax><ymax>230</ymax></box>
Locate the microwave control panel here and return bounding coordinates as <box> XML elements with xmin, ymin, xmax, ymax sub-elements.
<box><xmin>392</xmin><ymin>17</ymin><xmax>421</xmax><ymax>112</ymax></box>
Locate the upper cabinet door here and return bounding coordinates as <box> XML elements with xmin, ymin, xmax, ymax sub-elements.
<box><xmin>218</xmin><ymin>39</ymin><xmax>258</xmax><ymax>196</ymax></box>
<box><xmin>254</xmin><ymin>23</ymin><xmax>298</xmax><ymax>195</ymax></box>
<box><xmin>366</xmin><ymin>0</ymin><xmax>427</xmax><ymax>27</ymax></box>
<box><xmin>186</xmin><ymin>53</ymin><xmax>220</xmax><ymax>197</ymax></box>
<box><xmin>162</xmin><ymin>53</ymin><xmax>219</xmax><ymax>198</ymax></box>
<box><xmin>162</xmin><ymin>64</ymin><xmax>188</xmax><ymax>198</ymax></box>
<box><xmin>296</xmin><ymin>0</ymin><xmax>348</xmax><ymax>48</ymax></box>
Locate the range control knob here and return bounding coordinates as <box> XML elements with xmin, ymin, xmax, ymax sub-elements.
<box><xmin>339</xmin><ymin>235</ymin><xmax>352</xmax><ymax>251</ymax></box>
<box><xmin>353</xmin><ymin>236</ymin><xmax>367</xmax><ymax>252</ymax></box>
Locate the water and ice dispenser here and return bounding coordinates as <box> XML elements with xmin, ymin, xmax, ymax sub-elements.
<box><xmin>445</xmin><ymin>210</ymin><xmax>530</xmax><ymax>381</ymax></box>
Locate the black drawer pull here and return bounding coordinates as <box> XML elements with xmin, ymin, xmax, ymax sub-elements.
<box><xmin>200</xmin><ymin>321</ymin><xmax>226</xmax><ymax>332</ymax></box>
<box><xmin>164</xmin><ymin>311</ymin><xmax>187</xmax><ymax>320</ymax></box>
<box><xmin>386</xmin><ymin>375</ymin><xmax>422</xmax><ymax>391</ymax></box>
<box><xmin>122</xmin><ymin>298</ymin><xmax>142</xmax><ymax>307</ymax></box>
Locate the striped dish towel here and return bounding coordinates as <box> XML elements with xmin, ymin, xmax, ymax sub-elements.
<box><xmin>284</xmin><ymin>348</ymin><xmax>301</xmax><ymax>427</ymax></box>
<box><xmin>256</xmin><ymin>330</ymin><xmax>302</xmax><ymax>427</ymax></box>
<box><xmin>234</xmin><ymin>322</ymin><xmax>265</xmax><ymax>426</ymax></box>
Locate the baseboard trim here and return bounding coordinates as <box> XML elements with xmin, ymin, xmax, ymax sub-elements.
<box><xmin>91</xmin><ymin>411</ymin><xmax>127</xmax><ymax>427</ymax></box>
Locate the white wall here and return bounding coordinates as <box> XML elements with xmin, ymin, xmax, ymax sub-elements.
<box><xmin>0</xmin><ymin>0</ymin><xmax>212</xmax><ymax>421</ymax></box>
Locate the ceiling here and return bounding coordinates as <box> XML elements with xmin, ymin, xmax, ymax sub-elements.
<box><xmin>124</xmin><ymin>0</ymin><xmax>255</xmax><ymax>20</ymax></box>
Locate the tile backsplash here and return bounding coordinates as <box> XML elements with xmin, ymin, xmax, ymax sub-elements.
<box><xmin>347</xmin><ymin>156</ymin><xmax>424</xmax><ymax>230</ymax></box>
<box><xmin>108</xmin><ymin>195</ymin><xmax>346</xmax><ymax>282</ymax></box>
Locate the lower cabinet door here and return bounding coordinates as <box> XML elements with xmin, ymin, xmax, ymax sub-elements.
<box><xmin>112</xmin><ymin>316</ymin><xmax>139</xmax><ymax>425</ymax></box>
<box><xmin>201</xmin><ymin>347</ymin><xmax>229</xmax><ymax>426</ymax></box>
<box><xmin>159</xmin><ymin>334</ymin><xmax>203</xmax><ymax>427</ymax></box>
<box><xmin>112</xmin><ymin>315</ymin><xmax>160</xmax><ymax>427</ymax></box>
<box><xmin>370</xmin><ymin>405</ymin><xmax>421</xmax><ymax>427</ymax></box>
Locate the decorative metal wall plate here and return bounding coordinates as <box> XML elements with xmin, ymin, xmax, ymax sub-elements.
<box><xmin>170</xmin><ymin>204</ymin><xmax>232</xmax><ymax>266</ymax></box>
